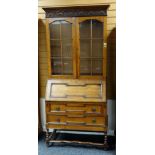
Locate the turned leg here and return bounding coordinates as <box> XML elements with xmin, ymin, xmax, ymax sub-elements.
<box><xmin>46</xmin><ymin>129</ymin><xmax>57</xmax><ymax>147</ymax></box>
<box><xmin>49</xmin><ymin>129</ymin><xmax>57</xmax><ymax>146</ymax></box>
<box><xmin>51</xmin><ymin>129</ymin><xmax>57</xmax><ymax>140</ymax></box>
<box><xmin>46</xmin><ymin>129</ymin><xmax>50</xmax><ymax>147</ymax></box>
<box><xmin>103</xmin><ymin>133</ymin><xmax>109</xmax><ymax>150</ymax></box>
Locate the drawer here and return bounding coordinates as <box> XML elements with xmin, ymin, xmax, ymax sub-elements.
<box><xmin>47</xmin><ymin>115</ymin><xmax>106</xmax><ymax>126</ymax></box>
<box><xmin>47</xmin><ymin>123</ymin><xmax>107</xmax><ymax>132</ymax></box>
<box><xmin>47</xmin><ymin>103</ymin><xmax>106</xmax><ymax>115</ymax></box>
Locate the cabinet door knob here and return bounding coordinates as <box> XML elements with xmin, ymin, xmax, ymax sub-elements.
<box><xmin>55</xmin><ymin>107</ymin><xmax>60</xmax><ymax>111</ymax></box>
<box><xmin>92</xmin><ymin>118</ymin><xmax>96</xmax><ymax>123</ymax></box>
<box><xmin>56</xmin><ymin>118</ymin><xmax>60</xmax><ymax>122</ymax></box>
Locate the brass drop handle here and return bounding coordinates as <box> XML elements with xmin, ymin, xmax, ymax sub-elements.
<box><xmin>92</xmin><ymin>107</ymin><xmax>96</xmax><ymax>112</ymax></box>
<box><xmin>55</xmin><ymin>107</ymin><xmax>60</xmax><ymax>111</ymax></box>
<box><xmin>92</xmin><ymin>118</ymin><xmax>96</xmax><ymax>124</ymax></box>
<box><xmin>56</xmin><ymin>118</ymin><xmax>60</xmax><ymax>122</ymax></box>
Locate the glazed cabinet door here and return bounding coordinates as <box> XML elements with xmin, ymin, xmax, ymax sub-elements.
<box><xmin>46</xmin><ymin>18</ymin><xmax>76</xmax><ymax>78</ymax></box>
<box><xmin>76</xmin><ymin>17</ymin><xmax>107</xmax><ymax>80</ymax></box>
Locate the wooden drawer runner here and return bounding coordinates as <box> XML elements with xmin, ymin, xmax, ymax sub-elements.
<box><xmin>47</xmin><ymin>115</ymin><xmax>106</xmax><ymax>126</ymax></box>
<box><xmin>47</xmin><ymin>103</ymin><xmax>106</xmax><ymax>116</ymax></box>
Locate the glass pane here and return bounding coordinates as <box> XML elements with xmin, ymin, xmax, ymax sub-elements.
<box><xmin>50</xmin><ymin>21</ymin><xmax>60</xmax><ymax>39</ymax></box>
<box><xmin>50</xmin><ymin>20</ymin><xmax>73</xmax><ymax>76</ymax></box>
<box><xmin>61</xmin><ymin>21</ymin><xmax>72</xmax><ymax>39</ymax></box>
<box><xmin>92</xmin><ymin>20</ymin><xmax>103</xmax><ymax>38</ymax></box>
<box><xmin>50</xmin><ymin>40</ymin><xmax>61</xmax><ymax>57</ymax></box>
<box><xmin>63</xmin><ymin>59</ymin><xmax>73</xmax><ymax>75</ymax></box>
<box><xmin>62</xmin><ymin>40</ymin><xmax>72</xmax><ymax>57</ymax></box>
<box><xmin>80</xmin><ymin>20</ymin><xmax>91</xmax><ymax>38</ymax></box>
<box><xmin>80</xmin><ymin>59</ymin><xmax>91</xmax><ymax>75</ymax></box>
<box><xmin>80</xmin><ymin>39</ymin><xmax>91</xmax><ymax>57</ymax></box>
<box><xmin>51</xmin><ymin>59</ymin><xmax>62</xmax><ymax>75</ymax></box>
<box><xmin>92</xmin><ymin>60</ymin><xmax>103</xmax><ymax>75</ymax></box>
<box><xmin>92</xmin><ymin>39</ymin><xmax>103</xmax><ymax>57</ymax></box>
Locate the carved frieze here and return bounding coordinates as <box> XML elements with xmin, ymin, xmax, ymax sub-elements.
<box><xmin>43</xmin><ymin>5</ymin><xmax>109</xmax><ymax>18</ymax></box>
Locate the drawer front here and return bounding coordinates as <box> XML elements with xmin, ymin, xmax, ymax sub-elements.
<box><xmin>47</xmin><ymin>115</ymin><xmax>106</xmax><ymax>126</ymax></box>
<box><xmin>47</xmin><ymin>124</ymin><xmax>107</xmax><ymax>132</ymax></box>
<box><xmin>47</xmin><ymin>102</ymin><xmax>106</xmax><ymax>116</ymax></box>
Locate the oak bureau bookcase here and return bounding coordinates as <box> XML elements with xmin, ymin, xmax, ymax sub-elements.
<box><xmin>43</xmin><ymin>5</ymin><xmax>109</xmax><ymax>148</ymax></box>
